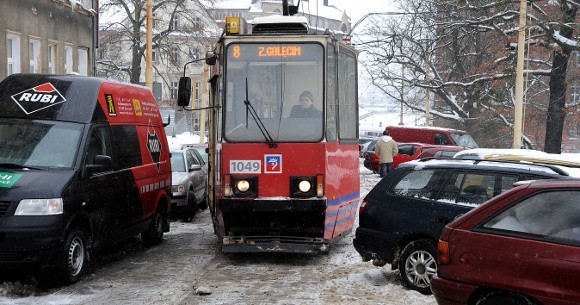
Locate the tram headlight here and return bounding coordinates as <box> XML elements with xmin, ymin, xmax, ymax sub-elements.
<box><xmin>236</xmin><ymin>180</ymin><xmax>250</xmax><ymax>193</ymax></box>
<box><xmin>298</xmin><ymin>180</ymin><xmax>311</xmax><ymax>193</ymax></box>
<box><xmin>290</xmin><ymin>176</ymin><xmax>317</xmax><ymax>198</ymax></box>
<box><xmin>230</xmin><ymin>176</ymin><xmax>258</xmax><ymax>197</ymax></box>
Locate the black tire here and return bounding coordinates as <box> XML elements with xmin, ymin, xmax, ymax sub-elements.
<box><xmin>199</xmin><ymin>191</ymin><xmax>209</xmax><ymax>210</ymax></box>
<box><xmin>476</xmin><ymin>291</ymin><xmax>534</xmax><ymax>305</ymax></box>
<box><xmin>142</xmin><ymin>209</ymin><xmax>164</xmax><ymax>247</ymax></box>
<box><xmin>183</xmin><ymin>189</ymin><xmax>197</xmax><ymax>221</ymax></box>
<box><xmin>38</xmin><ymin>228</ymin><xmax>89</xmax><ymax>286</ymax></box>
<box><xmin>398</xmin><ymin>239</ymin><xmax>437</xmax><ymax>295</ymax></box>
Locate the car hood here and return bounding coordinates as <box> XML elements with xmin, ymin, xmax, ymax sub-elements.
<box><xmin>172</xmin><ymin>172</ymin><xmax>188</xmax><ymax>185</ymax></box>
<box><xmin>0</xmin><ymin>169</ymin><xmax>74</xmax><ymax>201</ymax></box>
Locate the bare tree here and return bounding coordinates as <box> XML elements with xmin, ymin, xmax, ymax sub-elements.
<box><xmin>359</xmin><ymin>0</ymin><xmax>578</xmax><ymax>149</ymax></box>
<box><xmin>97</xmin><ymin>0</ymin><xmax>219</xmax><ymax>84</ymax></box>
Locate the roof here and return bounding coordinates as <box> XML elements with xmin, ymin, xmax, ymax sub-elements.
<box><xmin>399</xmin><ymin>158</ymin><xmax>579</xmax><ymax>178</ymax></box>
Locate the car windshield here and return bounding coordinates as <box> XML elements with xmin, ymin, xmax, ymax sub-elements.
<box><xmin>450</xmin><ymin>133</ymin><xmax>478</xmax><ymax>149</ymax></box>
<box><xmin>0</xmin><ymin>119</ymin><xmax>83</xmax><ymax>169</ymax></box>
<box><xmin>170</xmin><ymin>152</ymin><xmax>186</xmax><ymax>172</ymax></box>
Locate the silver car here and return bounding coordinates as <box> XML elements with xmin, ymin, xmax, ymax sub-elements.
<box><xmin>170</xmin><ymin>149</ymin><xmax>208</xmax><ymax>221</ymax></box>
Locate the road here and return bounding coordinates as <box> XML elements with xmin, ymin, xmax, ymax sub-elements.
<box><xmin>0</xmin><ymin>168</ymin><xmax>436</xmax><ymax>305</ymax></box>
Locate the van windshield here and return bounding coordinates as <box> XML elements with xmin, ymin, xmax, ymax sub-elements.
<box><xmin>0</xmin><ymin>119</ymin><xmax>83</xmax><ymax>169</ymax></box>
<box><xmin>450</xmin><ymin>133</ymin><xmax>478</xmax><ymax>149</ymax></box>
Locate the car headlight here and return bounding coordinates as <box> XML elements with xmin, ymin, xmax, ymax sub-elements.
<box><xmin>15</xmin><ymin>198</ymin><xmax>63</xmax><ymax>216</ymax></box>
<box><xmin>172</xmin><ymin>185</ymin><xmax>185</xmax><ymax>193</ymax></box>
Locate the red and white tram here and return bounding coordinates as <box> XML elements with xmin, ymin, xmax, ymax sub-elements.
<box><xmin>179</xmin><ymin>13</ymin><xmax>359</xmax><ymax>253</ymax></box>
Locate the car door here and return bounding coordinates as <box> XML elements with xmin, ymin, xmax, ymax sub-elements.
<box><xmin>185</xmin><ymin>150</ymin><xmax>205</xmax><ymax>202</ymax></box>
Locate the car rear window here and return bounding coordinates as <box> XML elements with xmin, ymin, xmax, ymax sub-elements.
<box><xmin>483</xmin><ymin>190</ymin><xmax>580</xmax><ymax>245</ymax></box>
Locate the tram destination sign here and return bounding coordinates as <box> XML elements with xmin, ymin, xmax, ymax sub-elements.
<box><xmin>227</xmin><ymin>43</ymin><xmax>322</xmax><ymax>62</ymax></box>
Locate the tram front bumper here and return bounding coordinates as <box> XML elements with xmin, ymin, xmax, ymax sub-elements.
<box><xmin>217</xmin><ymin>198</ymin><xmax>328</xmax><ymax>253</ymax></box>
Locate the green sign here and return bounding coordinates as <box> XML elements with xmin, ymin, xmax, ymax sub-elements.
<box><xmin>0</xmin><ymin>172</ymin><xmax>21</xmax><ymax>188</ymax></box>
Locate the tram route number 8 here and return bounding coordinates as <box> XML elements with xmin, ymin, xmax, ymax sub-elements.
<box><xmin>230</xmin><ymin>160</ymin><xmax>261</xmax><ymax>173</ymax></box>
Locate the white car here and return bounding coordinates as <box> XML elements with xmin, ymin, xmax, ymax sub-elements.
<box><xmin>170</xmin><ymin>149</ymin><xmax>208</xmax><ymax>221</ymax></box>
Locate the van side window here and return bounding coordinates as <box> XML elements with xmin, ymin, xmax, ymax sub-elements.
<box><xmin>435</xmin><ymin>133</ymin><xmax>451</xmax><ymax>145</ymax></box>
<box><xmin>86</xmin><ymin>127</ymin><xmax>111</xmax><ymax>165</ymax></box>
<box><xmin>111</xmin><ymin>125</ymin><xmax>142</xmax><ymax>169</ymax></box>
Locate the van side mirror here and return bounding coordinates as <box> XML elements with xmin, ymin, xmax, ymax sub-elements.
<box><xmin>177</xmin><ymin>77</ymin><xmax>192</xmax><ymax>107</ymax></box>
<box><xmin>86</xmin><ymin>155</ymin><xmax>112</xmax><ymax>176</ymax></box>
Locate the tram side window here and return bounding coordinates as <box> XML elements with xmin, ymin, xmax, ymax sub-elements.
<box><xmin>326</xmin><ymin>43</ymin><xmax>337</xmax><ymax>142</ymax></box>
<box><xmin>337</xmin><ymin>50</ymin><xmax>357</xmax><ymax>141</ymax></box>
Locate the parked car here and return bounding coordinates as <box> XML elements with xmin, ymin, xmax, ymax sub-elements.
<box><xmin>417</xmin><ymin>146</ymin><xmax>465</xmax><ymax>159</ymax></box>
<box><xmin>453</xmin><ymin>148</ymin><xmax>550</xmax><ymax>160</ymax></box>
<box><xmin>359</xmin><ymin>137</ymin><xmax>379</xmax><ymax>158</ymax></box>
<box><xmin>353</xmin><ymin>158</ymin><xmax>578</xmax><ymax>294</ymax></box>
<box><xmin>363</xmin><ymin>143</ymin><xmax>465</xmax><ymax>173</ymax></box>
<box><xmin>184</xmin><ymin>143</ymin><xmax>208</xmax><ymax>164</ymax></box>
<box><xmin>385</xmin><ymin>125</ymin><xmax>478</xmax><ymax>148</ymax></box>
<box><xmin>432</xmin><ymin>179</ymin><xmax>580</xmax><ymax>305</ymax></box>
<box><xmin>170</xmin><ymin>148</ymin><xmax>208</xmax><ymax>221</ymax></box>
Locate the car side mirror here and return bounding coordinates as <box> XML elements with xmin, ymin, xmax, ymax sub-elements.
<box><xmin>189</xmin><ymin>164</ymin><xmax>202</xmax><ymax>171</ymax></box>
<box><xmin>177</xmin><ymin>77</ymin><xmax>191</xmax><ymax>107</ymax></box>
<box><xmin>86</xmin><ymin>155</ymin><xmax>112</xmax><ymax>176</ymax></box>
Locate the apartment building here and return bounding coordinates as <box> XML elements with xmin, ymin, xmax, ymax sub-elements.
<box><xmin>0</xmin><ymin>0</ymin><xmax>96</xmax><ymax>80</ymax></box>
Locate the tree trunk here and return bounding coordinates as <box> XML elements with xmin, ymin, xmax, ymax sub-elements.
<box><xmin>543</xmin><ymin>3</ymin><xmax>577</xmax><ymax>153</ymax></box>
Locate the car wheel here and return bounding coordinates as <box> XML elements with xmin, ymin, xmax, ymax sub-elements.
<box><xmin>199</xmin><ymin>191</ymin><xmax>208</xmax><ymax>210</ymax></box>
<box><xmin>398</xmin><ymin>239</ymin><xmax>437</xmax><ymax>295</ymax></box>
<box><xmin>476</xmin><ymin>291</ymin><xmax>534</xmax><ymax>305</ymax></box>
<box><xmin>142</xmin><ymin>208</ymin><xmax>164</xmax><ymax>247</ymax></box>
<box><xmin>39</xmin><ymin>228</ymin><xmax>89</xmax><ymax>285</ymax></box>
<box><xmin>183</xmin><ymin>189</ymin><xmax>197</xmax><ymax>221</ymax></box>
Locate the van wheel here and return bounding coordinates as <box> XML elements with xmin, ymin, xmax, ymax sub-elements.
<box><xmin>39</xmin><ymin>229</ymin><xmax>88</xmax><ymax>285</ymax></box>
<box><xmin>142</xmin><ymin>209</ymin><xmax>164</xmax><ymax>247</ymax></box>
<box><xmin>398</xmin><ymin>239</ymin><xmax>437</xmax><ymax>295</ymax></box>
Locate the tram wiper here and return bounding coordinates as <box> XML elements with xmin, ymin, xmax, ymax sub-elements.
<box><xmin>243</xmin><ymin>78</ymin><xmax>277</xmax><ymax>148</ymax></box>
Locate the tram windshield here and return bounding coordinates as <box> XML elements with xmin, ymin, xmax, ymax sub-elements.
<box><xmin>224</xmin><ymin>43</ymin><xmax>324</xmax><ymax>143</ymax></box>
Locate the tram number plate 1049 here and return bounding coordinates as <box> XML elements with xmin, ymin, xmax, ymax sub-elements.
<box><xmin>230</xmin><ymin>160</ymin><xmax>261</xmax><ymax>173</ymax></box>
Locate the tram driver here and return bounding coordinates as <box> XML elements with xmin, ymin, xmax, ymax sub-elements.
<box><xmin>289</xmin><ymin>90</ymin><xmax>322</xmax><ymax>118</ymax></box>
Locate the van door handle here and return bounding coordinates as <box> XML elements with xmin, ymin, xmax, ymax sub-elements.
<box><xmin>436</xmin><ymin>216</ymin><xmax>452</xmax><ymax>224</ymax></box>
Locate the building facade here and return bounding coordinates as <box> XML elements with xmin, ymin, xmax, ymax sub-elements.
<box><xmin>0</xmin><ymin>0</ymin><xmax>96</xmax><ymax>80</ymax></box>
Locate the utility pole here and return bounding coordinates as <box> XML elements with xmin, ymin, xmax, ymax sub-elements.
<box><xmin>425</xmin><ymin>52</ymin><xmax>431</xmax><ymax>126</ymax></box>
<box><xmin>145</xmin><ymin>0</ymin><xmax>153</xmax><ymax>90</ymax></box>
<box><xmin>512</xmin><ymin>0</ymin><xmax>527</xmax><ymax>149</ymax></box>
<box><xmin>199</xmin><ymin>45</ymin><xmax>208</xmax><ymax>144</ymax></box>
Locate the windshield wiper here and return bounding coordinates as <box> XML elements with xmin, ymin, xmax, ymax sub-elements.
<box><xmin>0</xmin><ymin>163</ymin><xmax>43</xmax><ymax>170</ymax></box>
<box><xmin>243</xmin><ymin>78</ymin><xmax>277</xmax><ymax>148</ymax></box>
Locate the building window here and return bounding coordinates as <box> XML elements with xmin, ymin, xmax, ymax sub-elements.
<box><xmin>170</xmin><ymin>45</ymin><xmax>179</xmax><ymax>63</ymax></box>
<box><xmin>78</xmin><ymin>48</ymin><xmax>88</xmax><ymax>76</ymax></box>
<box><xmin>192</xmin><ymin>16</ymin><xmax>201</xmax><ymax>30</ymax></box>
<box><xmin>571</xmin><ymin>86</ymin><xmax>580</xmax><ymax>106</ymax></box>
<box><xmin>152</xmin><ymin>46</ymin><xmax>157</xmax><ymax>62</ymax></box>
<box><xmin>48</xmin><ymin>42</ymin><xmax>57</xmax><ymax>74</ymax></box>
<box><xmin>171</xmin><ymin>15</ymin><xmax>179</xmax><ymax>30</ymax></box>
<box><xmin>170</xmin><ymin>81</ymin><xmax>178</xmax><ymax>100</ymax></box>
<box><xmin>29</xmin><ymin>38</ymin><xmax>41</xmax><ymax>73</ymax></box>
<box><xmin>64</xmin><ymin>45</ymin><xmax>74</xmax><ymax>74</ymax></box>
<box><xmin>152</xmin><ymin>12</ymin><xmax>158</xmax><ymax>29</ymax></box>
<box><xmin>7</xmin><ymin>34</ymin><xmax>21</xmax><ymax>75</ymax></box>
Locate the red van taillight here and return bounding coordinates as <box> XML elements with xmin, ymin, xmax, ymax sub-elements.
<box><xmin>359</xmin><ymin>200</ymin><xmax>368</xmax><ymax>215</ymax></box>
<box><xmin>438</xmin><ymin>240</ymin><xmax>450</xmax><ymax>265</ymax></box>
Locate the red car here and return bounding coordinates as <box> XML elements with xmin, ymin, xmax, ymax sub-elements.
<box><xmin>432</xmin><ymin>179</ymin><xmax>580</xmax><ymax>305</ymax></box>
<box><xmin>363</xmin><ymin>142</ymin><xmax>464</xmax><ymax>173</ymax></box>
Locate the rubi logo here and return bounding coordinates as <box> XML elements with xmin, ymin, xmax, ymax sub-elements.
<box><xmin>11</xmin><ymin>83</ymin><xmax>66</xmax><ymax>115</ymax></box>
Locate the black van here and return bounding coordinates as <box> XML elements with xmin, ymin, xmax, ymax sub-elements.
<box><xmin>0</xmin><ymin>74</ymin><xmax>171</xmax><ymax>284</ymax></box>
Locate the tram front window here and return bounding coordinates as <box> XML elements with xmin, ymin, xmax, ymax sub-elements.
<box><xmin>224</xmin><ymin>43</ymin><xmax>324</xmax><ymax>143</ymax></box>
